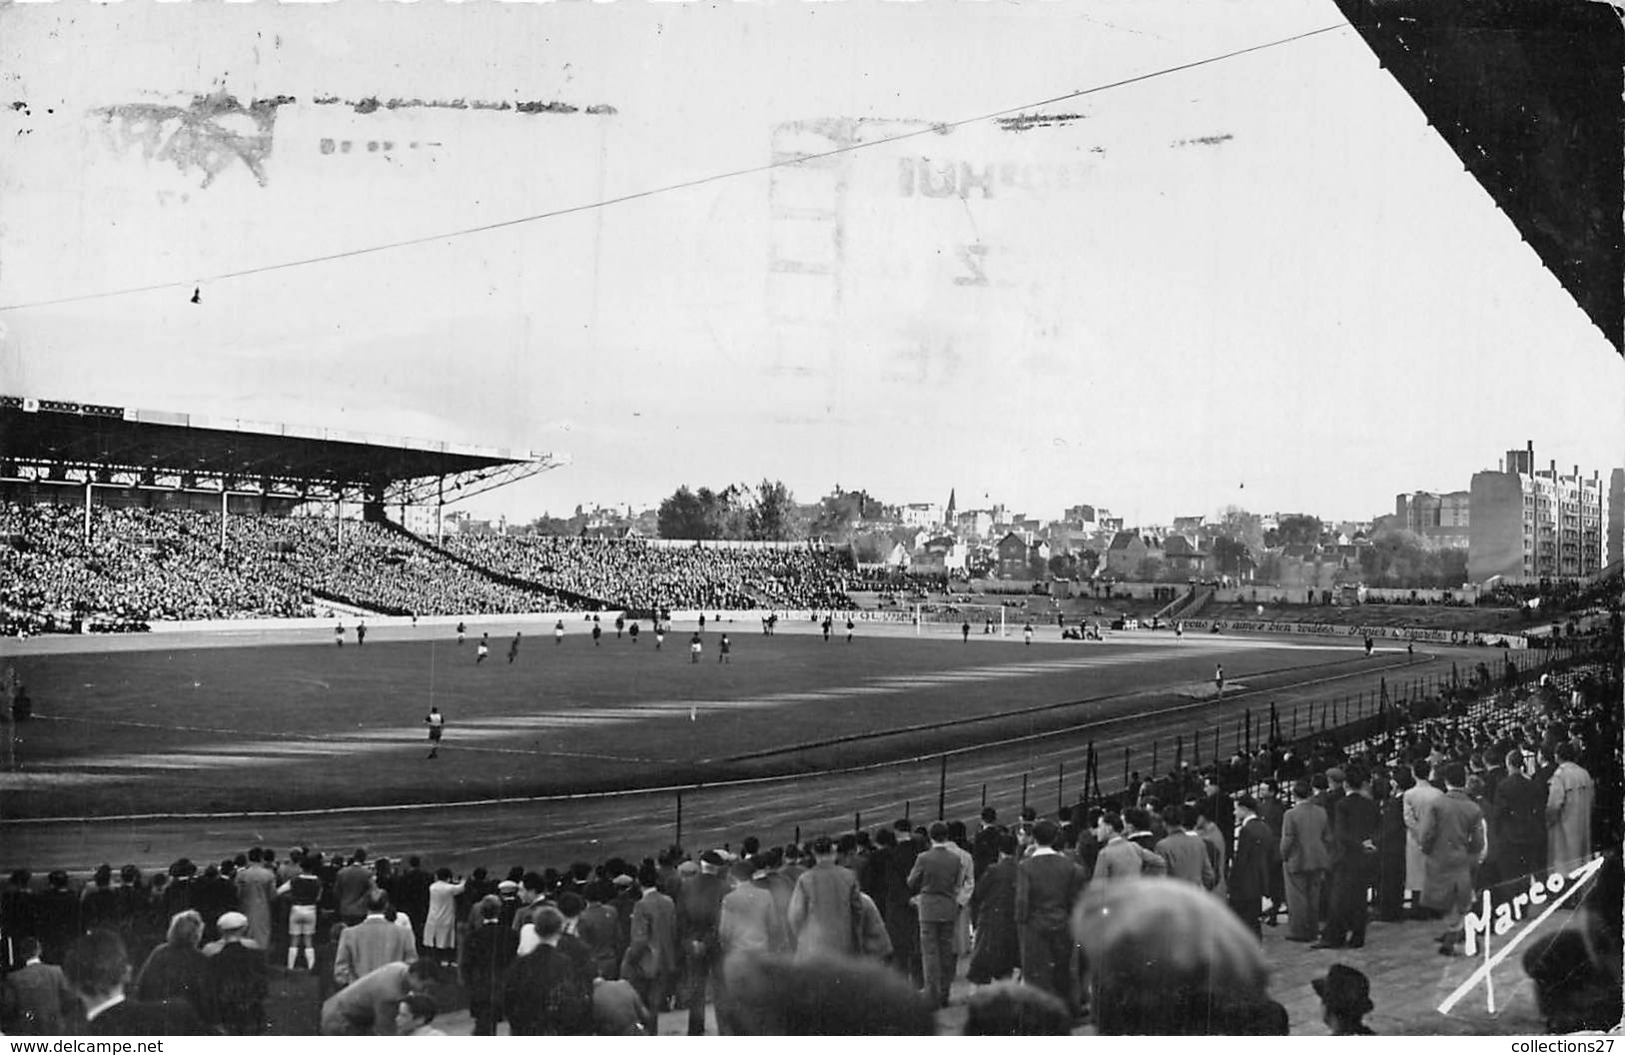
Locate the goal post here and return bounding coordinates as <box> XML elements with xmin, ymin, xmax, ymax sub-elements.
<box><xmin>913</xmin><ymin>603</ymin><xmax>1013</xmax><ymax>637</ymax></box>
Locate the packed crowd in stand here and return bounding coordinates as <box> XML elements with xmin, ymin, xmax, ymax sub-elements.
<box><xmin>439</xmin><ymin>535</ymin><xmax>855</xmax><ymax>613</ymax></box>
<box><xmin>1</xmin><ymin>504</ymin><xmax>862</xmax><ymax>627</ymax></box>
<box><xmin>1</xmin><ymin>505</ymin><xmax>309</xmax><ymax>622</ymax></box>
<box><xmin>228</xmin><ymin>517</ymin><xmax>568</xmax><ymax>617</ymax></box>
<box><xmin>0</xmin><ymin>504</ymin><xmax>576</xmax><ymax>623</ymax></box>
<box><xmin>2</xmin><ymin>655</ymin><xmax>1616</xmax><ymax>1037</ymax></box>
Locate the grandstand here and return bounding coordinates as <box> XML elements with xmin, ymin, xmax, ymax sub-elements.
<box><xmin>0</xmin><ymin>394</ymin><xmax>578</xmax><ymax>627</ymax></box>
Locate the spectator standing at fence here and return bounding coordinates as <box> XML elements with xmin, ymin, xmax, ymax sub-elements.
<box><xmin>335</xmin><ymin>892</ymin><xmax>417</xmax><ymax>986</ymax></box>
<box><xmin>335</xmin><ymin>621</ymin><xmax>344</xmax><ymax>647</ymax></box>
<box><xmin>32</xmin><ymin>871</ymin><xmax>78</xmax><ymax>967</ymax></box>
<box><xmin>1420</xmin><ymin>763</ymin><xmax>1485</xmax><ymax>955</ymax></box>
<box><xmin>677</xmin><ymin>850</ymin><xmax>729</xmax><ymax>1035</ymax></box>
<box><xmin>962</xmin><ymin>621</ymin><xmax>971</xmax><ymax>642</ymax></box>
<box><xmin>1402</xmin><ymin>761</ymin><xmax>1442</xmax><ymax>915</ymax></box>
<box><xmin>907</xmin><ymin>822</ymin><xmax>963</xmax><ymax>1009</ymax></box>
<box><xmin>1092</xmin><ymin>812</ymin><xmax>1166</xmax><ymax>885</ymax></box>
<box><xmin>966</xmin><ymin>832</ymin><xmax>1019</xmax><ymax>986</ymax></box>
<box><xmin>0</xmin><ymin>936</ymin><xmax>75</xmax><ymax>1035</ymax></box>
<box><xmin>1014</xmin><ymin>819</ymin><xmax>1086</xmax><ymax>1016</ymax></box>
<box><xmin>1155</xmin><ymin>805</ymin><xmax>1215</xmax><ymax>889</ymax></box>
<box><xmin>1280</xmin><ymin>780</ymin><xmax>1333</xmax><ymax>944</ymax></box>
<box><xmin>1191</xmin><ymin>801</ymin><xmax>1229</xmax><ymax>900</ymax></box>
<box><xmin>720</xmin><ymin>856</ymin><xmax>788</xmax><ymax>962</ymax></box>
<box><xmin>231</xmin><ymin>849</ymin><xmax>276</xmax><ymax>957</ymax></box>
<box><xmin>787</xmin><ymin>836</ymin><xmax>862</xmax><ymax>961</ymax></box>
<box><xmin>1375</xmin><ymin>771</ymin><xmax>1410</xmax><ymax>920</ymax></box>
<box><xmin>1228</xmin><ymin>796</ymin><xmax>1276</xmax><ymax>938</ymax></box>
<box><xmin>423</xmin><ymin>870</ymin><xmax>466</xmax><ymax>964</ymax></box>
<box><xmin>206</xmin><ymin>912</ymin><xmax>268</xmax><ymax>1034</ymax></box>
<box><xmin>1546</xmin><ymin>741</ymin><xmax>1594</xmax><ymax>873</ymax></box>
<box><xmin>462</xmin><ymin>896</ymin><xmax>516</xmax><ymax>1036</ymax></box>
<box><xmin>621</xmin><ymin>865</ymin><xmax>677</xmax><ymax>1033</ymax></box>
<box><xmin>1319</xmin><ymin>764</ymin><xmax>1379</xmax><ymax>949</ymax></box>
<box><xmin>1492</xmin><ymin>749</ymin><xmax>1546</xmax><ymax>883</ymax></box>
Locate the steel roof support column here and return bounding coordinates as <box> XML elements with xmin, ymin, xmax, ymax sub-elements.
<box><xmin>436</xmin><ymin>475</ymin><xmax>445</xmax><ymax>546</ymax></box>
<box><xmin>83</xmin><ymin>479</ymin><xmax>92</xmax><ymax>545</ymax></box>
<box><xmin>220</xmin><ymin>487</ymin><xmax>228</xmax><ymax>554</ymax></box>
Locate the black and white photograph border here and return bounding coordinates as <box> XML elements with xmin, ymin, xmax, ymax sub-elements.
<box><xmin>0</xmin><ymin>0</ymin><xmax>1620</xmax><ymax>1041</ymax></box>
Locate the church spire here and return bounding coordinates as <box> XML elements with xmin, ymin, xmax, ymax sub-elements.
<box><xmin>945</xmin><ymin>487</ymin><xmax>957</xmax><ymax>520</ymax></box>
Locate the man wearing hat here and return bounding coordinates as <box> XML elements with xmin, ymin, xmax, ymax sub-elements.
<box><xmin>33</xmin><ymin>870</ymin><xmax>79</xmax><ymax>967</ymax></box>
<box><xmin>206</xmin><ymin>912</ymin><xmax>269</xmax><ymax>1034</ymax></box>
<box><xmin>677</xmin><ymin>850</ymin><xmax>730</xmax><ymax>1035</ymax></box>
<box><xmin>1313</xmin><ymin>963</ymin><xmax>1375</xmax><ymax>1034</ymax></box>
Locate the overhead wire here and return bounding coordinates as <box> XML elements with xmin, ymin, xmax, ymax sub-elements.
<box><xmin>0</xmin><ymin>22</ymin><xmax>1348</xmax><ymax>313</ymax></box>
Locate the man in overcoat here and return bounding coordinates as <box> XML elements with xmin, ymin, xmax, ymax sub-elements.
<box><xmin>1228</xmin><ymin>795</ymin><xmax>1278</xmax><ymax>938</ymax></box>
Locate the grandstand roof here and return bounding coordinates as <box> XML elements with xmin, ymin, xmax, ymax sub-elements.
<box><xmin>1</xmin><ymin>395</ymin><xmax>565</xmax><ymax>501</ymax></box>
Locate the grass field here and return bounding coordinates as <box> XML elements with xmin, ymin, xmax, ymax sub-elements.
<box><xmin>0</xmin><ymin>621</ymin><xmax>1454</xmax><ymax>872</ymax></box>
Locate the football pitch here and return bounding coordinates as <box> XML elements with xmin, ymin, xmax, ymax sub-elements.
<box><xmin>1</xmin><ymin>622</ymin><xmax>1442</xmax><ymax>870</ymax></box>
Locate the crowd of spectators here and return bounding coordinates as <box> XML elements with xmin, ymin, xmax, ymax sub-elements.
<box><xmin>440</xmin><ymin>535</ymin><xmax>855</xmax><ymax>613</ymax></box>
<box><xmin>2</xmin><ymin>503</ymin><xmax>866</xmax><ymax>629</ymax></box>
<box><xmin>0</xmin><ymin>504</ymin><xmax>574</xmax><ymax>625</ymax></box>
<box><xmin>2</xmin><ymin>505</ymin><xmax>310</xmax><ymax>623</ymax></box>
<box><xmin>2</xmin><ymin>654</ymin><xmax>1615</xmax><ymax>1036</ymax></box>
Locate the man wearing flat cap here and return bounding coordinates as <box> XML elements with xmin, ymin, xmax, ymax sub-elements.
<box><xmin>207</xmin><ymin>912</ymin><xmax>268</xmax><ymax>1034</ymax></box>
<box><xmin>677</xmin><ymin>851</ymin><xmax>729</xmax><ymax>1035</ymax></box>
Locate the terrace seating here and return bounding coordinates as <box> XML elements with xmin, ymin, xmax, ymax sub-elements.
<box><xmin>437</xmin><ymin>534</ymin><xmax>855</xmax><ymax>613</ymax></box>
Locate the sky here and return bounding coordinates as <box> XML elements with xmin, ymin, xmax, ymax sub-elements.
<box><xmin>1</xmin><ymin>0</ymin><xmax>1620</xmax><ymax>529</ymax></box>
